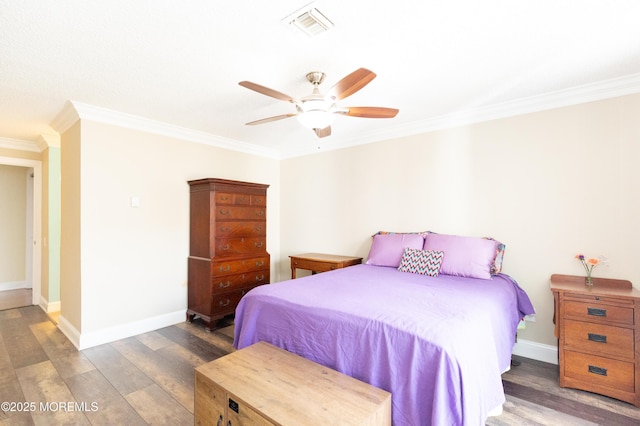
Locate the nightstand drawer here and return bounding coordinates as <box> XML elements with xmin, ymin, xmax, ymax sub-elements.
<box><xmin>564</xmin><ymin>300</ymin><xmax>634</xmax><ymax>325</ymax></box>
<box><xmin>564</xmin><ymin>319</ymin><xmax>634</xmax><ymax>359</ymax></box>
<box><xmin>564</xmin><ymin>350</ymin><xmax>635</xmax><ymax>393</ymax></box>
<box><xmin>292</xmin><ymin>258</ymin><xmax>337</xmax><ymax>273</ymax></box>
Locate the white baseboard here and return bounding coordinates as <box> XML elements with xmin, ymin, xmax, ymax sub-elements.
<box><xmin>0</xmin><ymin>281</ymin><xmax>29</xmax><ymax>291</ymax></box>
<box><xmin>513</xmin><ymin>338</ymin><xmax>558</xmax><ymax>365</ymax></box>
<box><xmin>38</xmin><ymin>296</ymin><xmax>61</xmax><ymax>313</ymax></box>
<box><xmin>57</xmin><ymin>309</ymin><xmax>186</xmax><ymax>350</ymax></box>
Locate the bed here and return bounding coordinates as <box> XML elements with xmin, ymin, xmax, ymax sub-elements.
<box><xmin>233</xmin><ymin>233</ymin><xmax>535</xmax><ymax>425</ymax></box>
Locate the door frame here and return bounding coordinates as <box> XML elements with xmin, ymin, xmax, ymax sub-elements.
<box><xmin>0</xmin><ymin>156</ymin><xmax>41</xmax><ymax>306</ymax></box>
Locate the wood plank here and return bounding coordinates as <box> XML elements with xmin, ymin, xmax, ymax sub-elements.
<box><xmin>0</xmin><ymin>289</ymin><xmax>32</xmax><ymax>311</ymax></box>
<box><xmin>29</xmin><ymin>321</ymin><xmax>95</xmax><ymax>379</ymax></box>
<box><xmin>81</xmin><ymin>344</ymin><xmax>154</xmax><ymax>396</ymax></box>
<box><xmin>125</xmin><ymin>383</ymin><xmax>193</xmax><ymax>425</ymax></box>
<box><xmin>64</xmin><ymin>369</ymin><xmax>147</xmax><ymax>426</ymax></box>
<box><xmin>15</xmin><ymin>360</ymin><xmax>89</xmax><ymax>425</ymax></box>
<box><xmin>111</xmin><ymin>337</ymin><xmax>196</xmax><ymax>412</ymax></box>
<box><xmin>174</xmin><ymin>321</ymin><xmax>236</xmax><ymax>355</ymax></box>
<box><xmin>0</xmin><ymin>315</ymin><xmax>49</xmax><ymax>370</ymax></box>
<box><xmin>156</xmin><ymin>324</ymin><xmax>230</xmax><ymax>362</ymax></box>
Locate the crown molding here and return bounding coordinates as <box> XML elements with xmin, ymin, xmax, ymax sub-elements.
<box><xmin>37</xmin><ymin>134</ymin><xmax>61</xmax><ymax>150</ymax></box>
<box><xmin>0</xmin><ymin>137</ymin><xmax>40</xmax><ymax>152</ymax></box>
<box><xmin>46</xmin><ymin>72</ymin><xmax>640</xmax><ymax>160</ymax></box>
<box><xmin>54</xmin><ymin>101</ymin><xmax>281</xmax><ymax>159</ymax></box>
<box><xmin>280</xmin><ymin>72</ymin><xmax>640</xmax><ymax>158</ymax></box>
<box><xmin>50</xmin><ymin>101</ymin><xmax>80</xmax><ymax>135</ymax></box>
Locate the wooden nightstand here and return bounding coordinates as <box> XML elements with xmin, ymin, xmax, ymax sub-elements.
<box><xmin>550</xmin><ymin>274</ymin><xmax>640</xmax><ymax>407</ymax></box>
<box><xmin>289</xmin><ymin>253</ymin><xmax>362</xmax><ymax>279</ymax></box>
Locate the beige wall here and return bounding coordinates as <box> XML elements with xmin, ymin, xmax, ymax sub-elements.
<box><xmin>280</xmin><ymin>93</ymin><xmax>640</xmax><ymax>348</ymax></box>
<box><xmin>60</xmin><ymin>119</ymin><xmax>280</xmax><ymax>345</ymax></box>
<box><xmin>0</xmin><ymin>164</ymin><xmax>27</xmax><ymax>284</ymax></box>
<box><xmin>60</xmin><ymin>122</ymin><xmax>82</xmax><ymax>330</ymax></box>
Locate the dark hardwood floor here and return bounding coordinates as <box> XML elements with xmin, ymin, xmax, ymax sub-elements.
<box><xmin>0</xmin><ymin>305</ymin><xmax>638</xmax><ymax>425</ymax></box>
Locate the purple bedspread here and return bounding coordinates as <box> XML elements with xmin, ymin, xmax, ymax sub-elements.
<box><xmin>234</xmin><ymin>264</ymin><xmax>535</xmax><ymax>425</ymax></box>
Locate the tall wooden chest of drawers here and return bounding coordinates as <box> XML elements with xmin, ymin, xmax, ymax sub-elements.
<box><xmin>551</xmin><ymin>274</ymin><xmax>640</xmax><ymax>406</ymax></box>
<box><xmin>187</xmin><ymin>178</ymin><xmax>269</xmax><ymax>330</ymax></box>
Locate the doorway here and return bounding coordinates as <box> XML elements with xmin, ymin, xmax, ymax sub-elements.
<box><xmin>0</xmin><ymin>157</ymin><xmax>41</xmax><ymax>310</ymax></box>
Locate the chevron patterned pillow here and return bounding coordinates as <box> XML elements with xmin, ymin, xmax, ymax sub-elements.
<box><xmin>397</xmin><ymin>248</ymin><xmax>444</xmax><ymax>277</ymax></box>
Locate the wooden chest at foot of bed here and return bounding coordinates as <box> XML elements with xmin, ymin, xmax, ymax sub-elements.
<box><xmin>195</xmin><ymin>342</ymin><xmax>391</xmax><ymax>426</ymax></box>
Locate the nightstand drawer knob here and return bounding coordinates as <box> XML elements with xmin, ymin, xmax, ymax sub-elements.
<box><xmin>587</xmin><ymin>307</ymin><xmax>606</xmax><ymax>317</ymax></box>
<box><xmin>588</xmin><ymin>365</ymin><xmax>607</xmax><ymax>376</ymax></box>
<box><xmin>588</xmin><ymin>333</ymin><xmax>607</xmax><ymax>343</ymax></box>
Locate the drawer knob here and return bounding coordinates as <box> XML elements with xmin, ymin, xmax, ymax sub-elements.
<box><xmin>588</xmin><ymin>365</ymin><xmax>607</xmax><ymax>376</ymax></box>
<box><xmin>219</xmin><ymin>281</ymin><xmax>231</xmax><ymax>289</ymax></box>
<box><xmin>219</xmin><ymin>299</ymin><xmax>231</xmax><ymax>307</ymax></box>
<box><xmin>219</xmin><ymin>244</ymin><xmax>230</xmax><ymax>251</ymax></box>
<box><xmin>255</xmin><ymin>241</ymin><xmax>264</xmax><ymax>248</ymax></box>
<box><xmin>587</xmin><ymin>333</ymin><xmax>607</xmax><ymax>343</ymax></box>
<box><xmin>256</xmin><ymin>274</ymin><xmax>264</xmax><ymax>281</ymax></box>
<box><xmin>255</xmin><ymin>261</ymin><xmax>264</xmax><ymax>267</ymax></box>
<box><xmin>587</xmin><ymin>307</ymin><xmax>606</xmax><ymax>317</ymax></box>
<box><xmin>219</xmin><ymin>265</ymin><xmax>231</xmax><ymax>272</ymax></box>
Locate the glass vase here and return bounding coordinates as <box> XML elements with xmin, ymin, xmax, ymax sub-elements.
<box><xmin>585</xmin><ymin>275</ymin><xmax>594</xmax><ymax>286</ymax></box>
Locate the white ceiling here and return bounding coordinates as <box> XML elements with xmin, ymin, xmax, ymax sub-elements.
<box><xmin>2</xmin><ymin>1</ymin><xmax>640</xmax><ymax>158</ymax></box>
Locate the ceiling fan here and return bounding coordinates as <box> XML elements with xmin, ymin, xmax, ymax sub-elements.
<box><xmin>239</xmin><ymin>68</ymin><xmax>399</xmax><ymax>138</ymax></box>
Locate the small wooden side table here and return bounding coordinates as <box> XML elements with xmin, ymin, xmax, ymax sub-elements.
<box><xmin>289</xmin><ymin>253</ymin><xmax>363</xmax><ymax>279</ymax></box>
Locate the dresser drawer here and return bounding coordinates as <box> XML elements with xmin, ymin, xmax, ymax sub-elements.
<box><xmin>216</xmin><ymin>221</ymin><xmax>266</xmax><ymax>237</ymax></box>
<box><xmin>215</xmin><ymin>192</ymin><xmax>266</xmax><ymax>206</ymax></box>
<box><xmin>211</xmin><ymin>270</ymin><xmax>269</xmax><ymax>293</ymax></box>
<box><xmin>564</xmin><ymin>300</ymin><xmax>634</xmax><ymax>325</ymax></box>
<box><xmin>212</xmin><ymin>256</ymin><xmax>269</xmax><ymax>276</ymax></box>
<box><xmin>564</xmin><ymin>350</ymin><xmax>635</xmax><ymax>393</ymax></box>
<box><xmin>211</xmin><ymin>290</ymin><xmax>248</xmax><ymax>316</ymax></box>
<box><xmin>564</xmin><ymin>319</ymin><xmax>634</xmax><ymax>359</ymax></box>
<box><xmin>215</xmin><ymin>237</ymin><xmax>267</xmax><ymax>257</ymax></box>
<box><xmin>216</xmin><ymin>206</ymin><xmax>266</xmax><ymax>220</ymax></box>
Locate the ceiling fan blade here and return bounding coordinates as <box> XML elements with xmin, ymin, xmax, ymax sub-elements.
<box><xmin>239</xmin><ymin>81</ymin><xmax>296</xmax><ymax>103</ymax></box>
<box><xmin>339</xmin><ymin>106</ymin><xmax>399</xmax><ymax>118</ymax></box>
<box><xmin>245</xmin><ymin>114</ymin><xmax>297</xmax><ymax>126</ymax></box>
<box><xmin>327</xmin><ymin>68</ymin><xmax>376</xmax><ymax>101</ymax></box>
<box><xmin>314</xmin><ymin>126</ymin><xmax>331</xmax><ymax>138</ymax></box>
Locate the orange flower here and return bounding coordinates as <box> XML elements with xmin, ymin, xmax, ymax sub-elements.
<box><xmin>575</xmin><ymin>254</ymin><xmax>607</xmax><ymax>285</ymax></box>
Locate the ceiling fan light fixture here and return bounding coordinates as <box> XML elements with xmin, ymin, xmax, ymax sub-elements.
<box><xmin>295</xmin><ymin>98</ymin><xmax>336</xmax><ymax>129</ymax></box>
<box><xmin>296</xmin><ymin>110</ymin><xmax>335</xmax><ymax>130</ymax></box>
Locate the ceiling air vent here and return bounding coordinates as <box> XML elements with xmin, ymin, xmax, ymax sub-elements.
<box><xmin>282</xmin><ymin>3</ymin><xmax>334</xmax><ymax>37</ymax></box>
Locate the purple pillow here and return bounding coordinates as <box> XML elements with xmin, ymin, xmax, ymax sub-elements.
<box><xmin>366</xmin><ymin>233</ymin><xmax>425</xmax><ymax>267</ymax></box>
<box><xmin>422</xmin><ymin>233</ymin><xmax>498</xmax><ymax>279</ymax></box>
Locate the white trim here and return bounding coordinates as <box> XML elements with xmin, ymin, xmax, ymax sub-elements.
<box><xmin>281</xmin><ymin>72</ymin><xmax>640</xmax><ymax>158</ymax></box>
<box><xmin>0</xmin><ymin>281</ymin><xmax>29</xmax><ymax>291</ymax></box>
<box><xmin>0</xmin><ymin>156</ymin><xmax>41</xmax><ymax>307</ymax></box>
<box><xmin>51</xmin><ymin>101</ymin><xmax>281</xmax><ymax>159</ymax></box>
<box><xmin>513</xmin><ymin>338</ymin><xmax>558</xmax><ymax>365</ymax></box>
<box><xmin>56</xmin><ymin>315</ymin><xmax>81</xmax><ymax>349</ymax></box>
<box><xmin>0</xmin><ymin>137</ymin><xmax>41</xmax><ymax>152</ymax></box>
<box><xmin>58</xmin><ymin>309</ymin><xmax>186</xmax><ymax>350</ymax></box>
<box><xmin>39</xmin><ymin>296</ymin><xmax>61</xmax><ymax>313</ymax></box>
<box><xmin>46</xmin><ymin>73</ymin><xmax>640</xmax><ymax>161</ymax></box>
